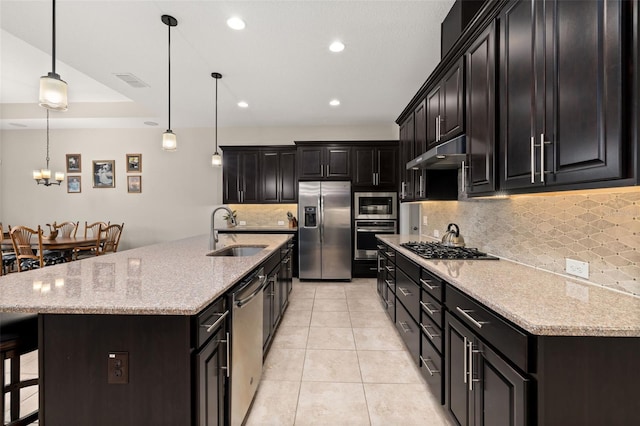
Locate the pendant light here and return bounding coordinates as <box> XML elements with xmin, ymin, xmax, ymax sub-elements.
<box><xmin>39</xmin><ymin>0</ymin><xmax>68</xmax><ymax>111</ymax></box>
<box><xmin>161</xmin><ymin>15</ymin><xmax>178</xmax><ymax>151</ymax></box>
<box><xmin>33</xmin><ymin>110</ymin><xmax>64</xmax><ymax>186</ymax></box>
<box><xmin>211</xmin><ymin>73</ymin><xmax>222</xmax><ymax>167</ymax></box>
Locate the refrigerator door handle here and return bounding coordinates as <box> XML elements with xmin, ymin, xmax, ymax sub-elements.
<box><xmin>319</xmin><ymin>192</ymin><xmax>324</xmax><ymax>243</ymax></box>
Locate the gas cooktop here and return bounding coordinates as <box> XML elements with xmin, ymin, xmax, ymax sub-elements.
<box><xmin>400</xmin><ymin>241</ymin><xmax>499</xmax><ymax>260</ymax></box>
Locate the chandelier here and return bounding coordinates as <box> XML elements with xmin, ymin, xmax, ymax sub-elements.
<box><xmin>33</xmin><ymin>110</ymin><xmax>64</xmax><ymax>186</ymax></box>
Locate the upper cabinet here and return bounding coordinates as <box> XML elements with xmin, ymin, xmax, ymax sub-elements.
<box><xmin>426</xmin><ymin>58</ymin><xmax>465</xmax><ymax>151</ymax></box>
<box><xmin>398</xmin><ymin>115</ymin><xmax>416</xmax><ymax>201</ymax></box>
<box><xmin>352</xmin><ymin>144</ymin><xmax>398</xmax><ymax>190</ymax></box>
<box><xmin>297</xmin><ymin>144</ymin><xmax>351</xmax><ymax>180</ymax></box>
<box><xmin>260</xmin><ymin>149</ymin><xmax>297</xmax><ymax>203</ymax></box>
<box><xmin>222</xmin><ymin>150</ymin><xmax>260</xmax><ymax>204</ymax></box>
<box><xmin>499</xmin><ymin>0</ymin><xmax>626</xmax><ymax>191</ymax></box>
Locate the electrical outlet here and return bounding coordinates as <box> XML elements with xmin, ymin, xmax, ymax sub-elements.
<box><xmin>423</xmin><ymin>216</ymin><xmax>428</xmax><ymax>226</ymax></box>
<box><xmin>433</xmin><ymin>229</ymin><xmax>440</xmax><ymax>238</ymax></box>
<box><xmin>277</xmin><ymin>220</ymin><xmax>285</xmax><ymax>226</ymax></box>
<box><xmin>108</xmin><ymin>352</ymin><xmax>129</xmax><ymax>384</ymax></box>
<box><xmin>565</xmin><ymin>258</ymin><xmax>589</xmax><ymax>279</ymax></box>
<box><xmin>239</xmin><ymin>220</ymin><xmax>247</xmax><ymax>226</ymax></box>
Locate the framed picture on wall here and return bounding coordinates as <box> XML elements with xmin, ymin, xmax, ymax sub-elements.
<box><xmin>126</xmin><ymin>154</ymin><xmax>142</xmax><ymax>173</ymax></box>
<box><xmin>127</xmin><ymin>175</ymin><xmax>141</xmax><ymax>193</ymax></box>
<box><xmin>93</xmin><ymin>160</ymin><xmax>115</xmax><ymax>188</ymax></box>
<box><xmin>67</xmin><ymin>176</ymin><xmax>81</xmax><ymax>193</ymax></box>
<box><xmin>66</xmin><ymin>154</ymin><xmax>81</xmax><ymax>173</ymax></box>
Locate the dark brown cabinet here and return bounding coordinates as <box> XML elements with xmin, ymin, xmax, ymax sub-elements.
<box><xmin>464</xmin><ymin>22</ymin><xmax>496</xmax><ymax>195</ymax></box>
<box><xmin>398</xmin><ymin>114</ymin><xmax>416</xmax><ymax>201</ymax></box>
<box><xmin>426</xmin><ymin>58</ymin><xmax>465</xmax><ymax>151</ymax></box>
<box><xmin>499</xmin><ymin>0</ymin><xmax>625</xmax><ymax>191</ymax></box>
<box><xmin>222</xmin><ymin>149</ymin><xmax>260</xmax><ymax>204</ymax></box>
<box><xmin>352</xmin><ymin>144</ymin><xmax>398</xmax><ymax>189</ymax></box>
<box><xmin>297</xmin><ymin>144</ymin><xmax>351</xmax><ymax>179</ymax></box>
<box><xmin>260</xmin><ymin>148</ymin><xmax>297</xmax><ymax>203</ymax></box>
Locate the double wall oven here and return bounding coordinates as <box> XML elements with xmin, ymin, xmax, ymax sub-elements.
<box><xmin>354</xmin><ymin>192</ymin><xmax>397</xmax><ymax>260</ymax></box>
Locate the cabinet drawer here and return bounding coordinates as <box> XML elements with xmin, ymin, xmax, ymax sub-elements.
<box><xmin>421</xmin><ymin>290</ymin><xmax>443</xmax><ymax>329</ymax></box>
<box><xmin>420</xmin><ymin>312</ymin><xmax>442</xmax><ymax>353</ymax></box>
<box><xmin>396</xmin><ymin>268</ymin><xmax>421</xmax><ymax>323</ymax></box>
<box><xmin>420</xmin><ymin>268</ymin><xmax>444</xmax><ymax>302</ymax></box>
<box><xmin>196</xmin><ymin>297</ymin><xmax>228</xmax><ymax>349</ymax></box>
<box><xmin>396</xmin><ymin>253</ymin><xmax>420</xmax><ymax>282</ymax></box>
<box><xmin>385</xmin><ymin>290</ymin><xmax>395</xmax><ymax>322</ymax></box>
<box><xmin>420</xmin><ymin>334</ymin><xmax>443</xmax><ymax>404</ymax></box>
<box><xmin>395</xmin><ymin>302</ymin><xmax>420</xmax><ymax>364</ymax></box>
<box><xmin>446</xmin><ymin>286</ymin><xmax>531</xmax><ymax>372</ymax></box>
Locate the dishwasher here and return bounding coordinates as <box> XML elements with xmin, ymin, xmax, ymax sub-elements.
<box><xmin>231</xmin><ymin>267</ymin><xmax>266</xmax><ymax>425</ymax></box>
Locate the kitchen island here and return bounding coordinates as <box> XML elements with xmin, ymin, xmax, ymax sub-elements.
<box><xmin>0</xmin><ymin>233</ymin><xmax>292</xmax><ymax>425</ymax></box>
<box><xmin>377</xmin><ymin>235</ymin><xmax>640</xmax><ymax>426</ymax></box>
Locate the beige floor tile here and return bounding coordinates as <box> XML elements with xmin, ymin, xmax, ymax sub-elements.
<box><xmin>313</xmin><ymin>286</ymin><xmax>346</xmax><ymax>299</ymax></box>
<box><xmin>312</xmin><ymin>298</ymin><xmax>349</xmax><ymax>312</ymax></box>
<box><xmin>352</xmin><ymin>327</ymin><xmax>404</xmax><ymax>351</ymax></box>
<box><xmin>306</xmin><ymin>327</ymin><xmax>355</xmax><ymax>350</ymax></box>
<box><xmin>301</xmin><ymin>350</ymin><xmax>361</xmax><ymax>383</ymax></box>
<box><xmin>290</xmin><ymin>286</ymin><xmax>316</xmax><ymax>300</ymax></box>
<box><xmin>288</xmin><ymin>297</ymin><xmax>315</xmax><ymax>312</ymax></box>
<box><xmin>347</xmin><ymin>297</ymin><xmax>386</xmax><ymax>313</ymax></box>
<box><xmin>364</xmin><ymin>383</ymin><xmax>453</xmax><ymax>426</ymax></box>
<box><xmin>245</xmin><ymin>380</ymin><xmax>300</xmax><ymax>426</ymax></box>
<box><xmin>280</xmin><ymin>309</ymin><xmax>312</xmax><ymax>327</ymax></box>
<box><xmin>262</xmin><ymin>348</ymin><xmax>306</xmax><ymax>381</ymax></box>
<box><xmin>310</xmin><ymin>311</ymin><xmax>352</xmax><ymax>328</ymax></box>
<box><xmin>295</xmin><ymin>382</ymin><xmax>370</xmax><ymax>426</ymax></box>
<box><xmin>358</xmin><ymin>350</ymin><xmax>423</xmax><ymax>384</ymax></box>
<box><xmin>349</xmin><ymin>311</ymin><xmax>392</xmax><ymax>328</ymax></box>
<box><xmin>271</xmin><ymin>326</ymin><xmax>310</xmax><ymax>349</ymax></box>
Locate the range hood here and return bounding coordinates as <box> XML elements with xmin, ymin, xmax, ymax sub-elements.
<box><xmin>406</xmin><ymin>135</ymin><xmax>467</xmax><ymax>170</ymax></box>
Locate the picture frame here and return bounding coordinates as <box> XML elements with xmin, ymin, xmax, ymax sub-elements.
<box><xmin>126</xmin><ymin>154</ymin><xmax>142</xmax><ymax>173</ymax></box>
<box><xmin>127</xmin><ymin>175</ymin><xmax>142</xmax><ymax>193</ymax></box>
<box><xmin>66</xmin><ymin>154</ymin><xmax>81</xmax><ymax>173</ymax></box>
<box><xmin>67</xmin><ymin>175</ymin><xmax>81</xmax><ymax>193</ymax></box>
<box><xmin>93</xmin><ymin>160</ymin><xmax>115</xmax><ymax>188</ymax></box>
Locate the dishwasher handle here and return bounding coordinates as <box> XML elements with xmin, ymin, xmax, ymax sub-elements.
<box><xmin>235</xmin><ymin>274</ymin><xmax>266</xmax><ymax>307</ymax></box>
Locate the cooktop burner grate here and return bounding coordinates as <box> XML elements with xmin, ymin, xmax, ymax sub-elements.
<box><xmin>400</xmin><ymin>242</ymin><xmax>499</xmax><ymax>260</ymax></box>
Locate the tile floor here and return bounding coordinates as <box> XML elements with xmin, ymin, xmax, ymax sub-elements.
<box><xmin>5</xmin><ymin>278</ymin><xmax>452</xmax><ymax>425</ymax></box>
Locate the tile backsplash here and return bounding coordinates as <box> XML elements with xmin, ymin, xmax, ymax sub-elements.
<box><xmin>228</xmin><ymin>204</ymin><xmax>298</xmax><ymax>228</ymax></box>
<box><xmin>419</xmin><ymin>188</ymin><xmax>640</xmax><ymax>296</ymax></box>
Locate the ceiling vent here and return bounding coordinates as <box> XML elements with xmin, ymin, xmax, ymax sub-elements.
<box><xmin>114</xmin><ymin>73</ymin><xmax>149</xmax><ymax>88</ymax></box>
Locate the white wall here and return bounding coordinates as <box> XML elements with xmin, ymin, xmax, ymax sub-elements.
<box><xmin>0</xmin><ymin>124</ymin><xmax>397</xmax><ymax>249</ymax></box>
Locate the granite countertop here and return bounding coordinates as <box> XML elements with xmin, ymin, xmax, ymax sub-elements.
<box><xmin>0</xmin><ymin>234</ymin><xmax>291</xmax><ymax>316</ymax></box>
<box><xmin>218</xmin><ymin>226</ymin><xmax>297</xmax><ymax>233</ymax></box>
<box><xmin>378</xmin><ymin>235</ymin><xmax>640</xmax><ymax>337</ymax></box>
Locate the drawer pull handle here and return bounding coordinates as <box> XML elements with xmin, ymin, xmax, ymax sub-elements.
<box><xmin>420</xmin><ymin>301</ymin><xmax>439</xmax><ymax>316</ymax></box>
<box><xmin>385</xmin><ymin>279</ymin><xmax>394</xmax><ymax>286</ymax></box>
<box><xmin>385</xmin><ymin>266</ymin><xmax>395</xmax><ymax>273</ymax></box>
<box><xmin>377</xmin><ymin>245</ymin><xmax>385</xmax><ymax>250</ymax></box>
<box><xmin>456</xmin><ymin>307</ymin><xmax>488</xmax><ymax>329</ymax></box>
<box><xmin>419</xmin><ymin>355</ymin><xmax>440</xmax><ymax>376</ymax></box>
<box><xmin>420</xmin><ymin>322</ymin><xmax>440</xmax><ymax>340</ymax></box>
<box><xmin>399</xmin><ymin>321</ymin><xmax>411</xmax><ymax>333</ymax></box>
<box><xmin>385</xmin><ymin>251</ymin><xmax>395</xmax><ymax>257</ymax></box>
<box><xmin>201</xmin><ymin>310</ymin><xmax>229</xmax><ymax>333</ymax></box>
<box><xmin>420</xmin><ymin>278</ymin><xmax>439</xmax><ymax>291</ymax></box>
<box><xmin>398</xmin><ymin>287</ymin><xmax>411</xmax><ymax>297</ymax></box>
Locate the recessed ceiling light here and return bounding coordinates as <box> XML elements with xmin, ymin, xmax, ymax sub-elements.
<box><xmin>329</xmin><ymin>41</ymin><xmax>345</xmax><ymax>53</ymax></box>
<box><xmin>237</xmin><ymin>101</ymin><xmax>249</xmax><ymax>108</ymax></box>
<box><xmin>227</xmin><ymin>17</ymin><xmax>246</xmax><ymax>30</ymax></box>
<box><xmin>329</xmin><ymin>99</ymin><xmax>341</xmax><ymax>107</ymax></box>
<box><xmin>144</xmin><ymin>121</ymin><xmax>158</xmax><ymax>126</ymax></box>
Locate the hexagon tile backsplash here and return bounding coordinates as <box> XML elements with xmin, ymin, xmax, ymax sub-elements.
<box><xmin>420</xmin><ymin>189</ymin><xmax>640</xmax><ymax>296</ymax></box>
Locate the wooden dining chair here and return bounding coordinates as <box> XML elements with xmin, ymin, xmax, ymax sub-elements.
<box><xmin>0</xmin><ymin>224</ymin><xmax>16</xmax><ymax>275</ymax></box>
<box><xmin>97</xmin><ymin>223</ymin><xmax>124</xmax><ymax>255</ymax></box>
<box><xmin>53</xmin><ymin>221</ymin><xmax>79</xmax><ymax>238</ymax></box>
<box><xmin>73</xmin><ymin>222</ymin><xmax>109</xmax><ymax>260</ymax></box>
<box><xmin>10</xmin><ymin>226</ymin><xmax>65</xmax><ymax>272</ymax></box>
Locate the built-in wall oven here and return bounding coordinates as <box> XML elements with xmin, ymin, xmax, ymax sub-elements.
<box><xmin>355</xmin><ymin>220</ymin><xmax>397</xmax><ymax>260</ymax></box>
<box><xmin>354</xmin><ymin>192</ymin><xmax>397</xmax><ymax>220</ymax></box>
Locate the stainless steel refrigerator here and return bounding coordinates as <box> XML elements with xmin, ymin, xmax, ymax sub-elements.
<box><xmin>298</xmin><ymin>181</ymin><xmax>352</xmax><ymax>280</ymax></box>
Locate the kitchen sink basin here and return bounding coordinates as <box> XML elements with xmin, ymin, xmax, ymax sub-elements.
<box><xmin>206</xmin><ymin>245</ymin><xmax>267</xmax><ymax>257</ymax></box>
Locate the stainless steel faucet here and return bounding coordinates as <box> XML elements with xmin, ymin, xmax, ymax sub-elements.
<box><xmin>210</xmin><ymin>206</ymin><xmax>237</xmax><ymax>250</ymax></box>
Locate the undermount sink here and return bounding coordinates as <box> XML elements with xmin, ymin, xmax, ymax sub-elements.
<box><xmin>206</xmin><ymin>245</ymin><xmax>267</xmax><ymax>257</ymax></box>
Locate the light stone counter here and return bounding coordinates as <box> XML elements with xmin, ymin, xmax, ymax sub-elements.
<box><xmin>0</xmin><ymin>234</ymin><xmax>291</xmax><ymax>315</ymax></box>
<box><xmin>378</xmin><ymin>235</ymin><xmax>640</xmax><ymax>337</ymax></box>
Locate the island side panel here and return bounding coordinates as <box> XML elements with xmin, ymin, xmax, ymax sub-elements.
<box><xmin>40</xmin><ymin>314</ymin><xmax>192</xmax><ymax>425</ymax></box>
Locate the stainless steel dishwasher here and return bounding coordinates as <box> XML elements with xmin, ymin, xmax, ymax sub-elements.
<box><xmin>231</xmin><ymin>267</ymin><xmax>266</xmax><ymax>425</ymax></box>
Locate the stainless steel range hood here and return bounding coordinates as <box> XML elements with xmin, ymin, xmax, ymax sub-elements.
<box><xmin>406</xmin><ymin>135</ymin><xmax>467</xmax><ymax>170</ymax></box>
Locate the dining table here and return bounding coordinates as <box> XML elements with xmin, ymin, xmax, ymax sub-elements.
<box><xmin>1</xmin><ymin>236</ymin><xmax>98</xmax><ymax>251</ymax></box>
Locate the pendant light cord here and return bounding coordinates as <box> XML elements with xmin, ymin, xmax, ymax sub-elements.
<box><xmin>45</xmin><ymin>109</ymin><xmax>50</xmax><ymax>169</ymax></box>
<box><xmin>51</xmin><ymin>0</ymin><xmax>56</xmax><ymax>75</ymax></box>
<box><xmin>215</xmin><ymin>76</ymin><xmax>218</xmax><ymax>152</ymax></box>
<box><xmin>167</xmin><ymin>22</ymin><xmax>172</xmax><ymax>130</ymax></box>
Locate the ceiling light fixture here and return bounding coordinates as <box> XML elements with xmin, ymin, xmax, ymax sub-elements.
<box><xmin>161</xmin><ymin>14</ymin><xmax>178</xmax><ymax>151</ymax></box>
<box><xmin>237</xmin><ymin>101</ymin><xmax>249</xmax><ymax>108</ymax></box>
<box><xmin>329</xmin><ymin>99</ymin><xmax>341</xmax><ymax>106</ymax></box>
<box><xmin>227</xmin><ymin>17</ymin><xmax>246</xmax><ymax>30</ymax></box>
<box><xmin>211</xmin><ymin>72</ymin><xmax>223</xmax><ymax>167</ymax></box>
<box><xmin>39</xmin><ymin>0</ymin><xmax>68</xmax><ymax>111</ymax></box>
<box><xmin>33</xmin><ymin>110</ymin><xmax>64</xmax><ymax>186</ymax></box>
<box><xmin>329</xmin><ymin>41</ymin><xmax>345</xmax><ymax>53</ymax></box>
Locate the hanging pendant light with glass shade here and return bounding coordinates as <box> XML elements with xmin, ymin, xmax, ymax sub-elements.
<box><xmin>161</xmin><ymin>14</ymin><xmax>178</xmax><ymax>151</ymax></box>
<box><xmin>211</xmin><ymin>73</ymin><xmax>223</xmax><ymax>167</ymax></box>
<box><xmin>33</xmin><ymin>110</ymin><xmax>64</xmax><ymax>186</ymax></box>
<box><xmin>39</xmin><ymin>0</ymin><xmax>68</xmax><ymax>111</ymax></box>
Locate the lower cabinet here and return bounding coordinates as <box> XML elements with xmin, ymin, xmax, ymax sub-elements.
<box><xmin>263</xmin><ymin>243</ymin><xmax>293</xmax><ymax>357</ymax></box>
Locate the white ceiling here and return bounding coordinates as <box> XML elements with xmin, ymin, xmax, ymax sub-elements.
<box><xmin>0</xmin><ymin>0</ymin><xmax>454</xmax><ymax>130</ymax></box>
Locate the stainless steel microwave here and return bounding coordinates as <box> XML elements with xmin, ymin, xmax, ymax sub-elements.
<box><xmin>354</xmin><ymin>192</ymin><xmax>398</xmax><ymax>220</ymax></box>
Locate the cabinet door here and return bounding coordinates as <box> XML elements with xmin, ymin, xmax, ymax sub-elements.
<box><xmin>280</xmin><ymin>150</ymin><xmax>297</xmax><ymax>202</ymax></box>
<box><xmin>240</xmin><ymin>152</ymin><xmax>260</xmax><ymax>203</ymax></box>
<box><xmin>446</xmin><ymin>313</ymin><xmax>472</xmax><ymax>426</ymax></box>
<box><xmin>326</xmin><ymin>147</ymin><xmax>351</xmax><ymax>178</ymax></box>
<box><xmin>376</xmin><ymin>146</ymin><xmax>398</xmax><ymax>189</ymax></box>
<box><xmin>426</xmin><ymin>86</ymin><xmax>442</xmax><ymax>150</ymax></box>
<box><xmin>260</xmin><ymin>151</ymin><xmax>280</xmax><ymax>203</ymax></box>
<box><xmin>352</xmin><ymin>147</ymin><xmax>376</xmax><ymax>187</ymax></box>
<box><xmin>541</xmin><ymin>0</ymin><xmax>624</xmax><ymax>185</ymax></box>
<box><xmin>499</xmin><ymin>0</ymin><xmax>538</xmax><ymax>190</ymax></box>
<box><xmin>399</xmin><ymin>115</ymin><xmax>415</xmax><ymax>201</ymax></box>
<box><xmin>263</xmin><ymin>279</ymin><xmax>274</xmax><ymax>352</ymax></box>
<box><xmin>442</xmin><ymin>58</ymin><xmax>464</xmax><ymax>141</ymax></box>
<box><xmin>196</xmin><ymin>326</ymin><xmax>227</xmax><ymax>426</ymax></box>
<box><xmin>298</xmin><ymin>147</ymin><xmax>325</xmax><ymax>179</ymax></box>
<box><xmin>414</xmin><ymin>99</ymin><xmax>427</xmax><ymax>157</ymax></box>
<box><xmin>466</xmin><ymin>23</ymin><xmax>496</xmax><ymax>194</ymax></box>
<box><xmin>222</xmin><ymin>151</ymin><xmax>241</xmax><ymax>204</ymax></box>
